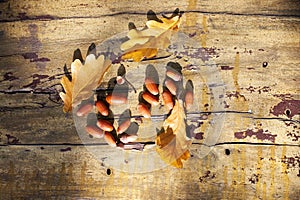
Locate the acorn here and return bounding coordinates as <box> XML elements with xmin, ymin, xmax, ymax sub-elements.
<box><xmin>117</xmin><ymin>119</ymin><xmax>131</xmax><ymax>134</ymax></box>
<box><xmin>95</xmin><ymin>100</ymin><xmax>109</xmax><ymax>116</ymax></box>
<box><xmin>104</xmin><ymin>132</ymin><xmax>117</xmax><ymax>147</ymax></box>
<box><xmin>185</xmin><ymin>80</ymin><xmax>194</xmax><ymax>110</ymax></box>
<box><xmin>145</xmin><ymin>77</ymin><xmax>159</xmax><ymax>95</ymax></box>
<box><xmin>137</xmin><ymin>103</ymin><xmax>151</xmax><ymax>118</ymax></box>
<box><xmin>162</xmin><ymin>90</ymin><xmax>174</xmax><ymax>110</ymax></box>
<box><xmin>106</xmin><ymin>94</ymin><xmax>127</xmax><ymax>105</ymax></box>
<box><xmin>165</xmin><ymin>79</ymin><xmax>177</xmax><ymax>95</ymax></box>
<box><xmin>142</xmin><ymin>91</ymin><xmax>159</xmax><ymax>106</ymax></box>
<box><xmin>76</xmin><ymin>102</ymin><xmax>93</xmax><ymax>117</ymax></box>
<box><xmin>120</xmin><ymin>133</ymin><xmax>138</xmax><ymax>143</ymax></box>
<box><xmin>116</xmin><ymin>76</ymin><xmax>125</xmax><ymax>85</ymax></box>
<box><xmin>185</xmin><ymin>91</ymin><xmax>194</xmax><ymax>110</ymax></box>
<box><xmin>166</xmin><ymin>68</ymin><xmax>182</xmax><ymax>81</ymax></box>
<box><xmin>85</xmin><ymin>125</ymin><xmax>104</xmax><ymax>138</ymax></box>
<box><xmin>97</xmin><ymin>119</ymin><xmax>113</xmax><ymax>132</ymax></box>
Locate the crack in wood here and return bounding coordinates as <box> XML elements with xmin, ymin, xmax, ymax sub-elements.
<box><xmin>0</xmin><ymin>10</ymin><xmax>299</xmax><ymax>23</ymax></box>
<box><xmin>0</xmin><ymin>141</ymin><xmax>298</xmax><ymax>147</ymax></box>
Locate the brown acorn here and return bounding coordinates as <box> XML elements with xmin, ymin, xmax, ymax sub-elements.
<box><xmin>104</xmin><ymin>132</ymin><xmax>117</xmax><ymax>147</ymax></box>
<box><xmin>76</xmin><ymin>102</ymin><xmax>93</xmax><ymax>117</ymax></box>
<box><xmin>137</xmin><ymin>103</ymin><xmax>151</xmax><ymax>118</ymax></box>
<box><xmin>185</xmin><ymin>91</ymin><xmax>194</xmax><ymax>110</ymax></box>
<box><xmin>145</xmin><ymin>77</ymin><xmax>159</xmax><ymax>95</ymax></box>
<box><xmin>95</xmin><ymin>100</ymin><xmax>109</xmax><ymax>116</ymax></box>
<box><xmin>162</xmin><ymin>90</ymin><xmax>174</xmax><ymax>110</ymax></box>
<box><xmin>117</xmin><ymin>119</ymin><xmax>131</xmax><ymax>134</ymax></box>
<box><xmin>185</xmin><ymin>80</ymin><xmax>194</xmax><ymax>110</ymax></box>
<box><xmin>142</xmin><ymin>91</ymin><xmax>159</xmax><ymax>106</ymax></box>
<box><xmin>85</xmin><ymin>125</ymin><xmax>104</xmax><ymax>138</ymax></box>
<box><xmin>120</xmin><ymin>133</ymin><xmax>138</xmax><ymax>143</ymax></box>
<box><xmin>165</xmin><ymin>79</ymin><xmax>177</xmax><ymax>95</ymax></box>
<box><xmin>166</xmin><ymin>69</ymin><xmax>182</xmax><ymax>81</ymax></box>
<box><xmin>97</xmin><ymin>119</ymin><xmax>113</xmax><ymax>132</ymax></box>
<box><xmin>106</xmin><ymin>94</ymin><xmax>127</xmax><ymax>105</ymax></box>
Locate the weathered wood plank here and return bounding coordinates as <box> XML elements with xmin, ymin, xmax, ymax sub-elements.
<box><xmin>0</xmin><ymin>13</ymin><xmax>299</xmax><ymax>146</ymax></box>
<box><xmin>0</xmin><ymin>144</ymin><xmax>299</xmax><ymax>199</ymax></box>
<box><xmin>0</xmin><ymin>0</ymin><xmax>299</xmax><ymax>22</ymax></box>
<box><xmin>0</xmin><ymin>92</ymin><xmax>299</xmax><ymax>145</ymax></box>
<box><xmin>0</xmin><ymin>15</ymin><xmax>299</xmax><ymax>119</ymax></box>
<box><xmin>0</xmin><ymin>0</ymin><xmax>299</xmax><ymax>199</ymax></box>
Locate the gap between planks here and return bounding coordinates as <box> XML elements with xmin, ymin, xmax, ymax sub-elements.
<box><xmin>0</xmin><ymin>10</ymin><xmax>299</xmax><ymax>23</ymax></box>
<box><xmin>0</xmin><ymin>142</ymin><xmax>299</xmax><ymax>147</ymax></box>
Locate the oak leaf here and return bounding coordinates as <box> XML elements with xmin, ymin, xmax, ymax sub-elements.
<box><xmin>59</xmin><ymin>54</ymin><xmax>111</xmax><ymax>113</ymax></box>
<box><xmin>121</xmin><ymin>8</ymin><xmax>183</xmax><ymax>62</ymax></box>
<box><xmin>155</xmin><ymin>100</ymin><xmax>192</xmax><ymax>168</ymax></box>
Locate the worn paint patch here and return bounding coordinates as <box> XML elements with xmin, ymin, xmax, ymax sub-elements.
<box><xmin>194</xmin><ymin>132</ymin><xmax>204</xmax><ymax>140</ymax></box>
<box><xmin>270</xmin><ymin>100</ymin><xmax>300</xmax><ymax>118</ymax></box>
<box><xmin>177</xmin><ymin>47</ymin><xmax>217</xmax><ymax>62</ymax></box>
<box><xmin>221</xmin><ymin>65</ymin><xmax>234</xmax><ymax>70</ymax></box>
<box><xmin>199</xmin><ymin>170</ymin><xmax>215</xmax><ymax>183</ymax></box>
<box><xmin>2</xmin><ymin>72</ymin><xmax>18</xmax><ymax>81</ymax></box>
<box><xmin>243</xmin><ymin>86</ymin><xmax>271</xmax><ymax>94</ymax></box>
<box><xmin>226</xmin><ymin>91</ymin><xmax>246</xmax><ymax>101</ymax></box>
<box><xmin>6</xmin><ymin>134</ymin><xmax>20</xmax><ymax>144</ymax></box>
<box><xmin>23</xmin><ymin>74</ymin><xmax>49</xmax><ymax>89</ymax></box>
<box><xmin>234</xmin><ymin>129</ymin><xmax>277</xmax><ymax>143</ymax></box>
<box><xmin>286</xmin><ymin>129</ymin><xmax>300</xmax><ymax>142</ymax></box>
<box><xmin>60</xmin><ymin>147</ymin><xmax>72</xmax><ymax>152</ymax></box>
<box><xmin>273</xmin><ymin>93</ymin><xmax>293</xmax><ymax>100</ymax></box>
<box><xmin>281</xmin><ymin>155</ymin><xmax>300</xmax><ymax>173</ymax></box>
<box><xmin>22</xmin><ymin>52</ymin><xmax>50</xmax><ymax>62</ymax></box>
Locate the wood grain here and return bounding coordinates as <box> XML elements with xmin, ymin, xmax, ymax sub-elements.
<box><xmin>0</xmin><ymin>0</ymin><xmax>299</xmax><ymax>199</ymax></box>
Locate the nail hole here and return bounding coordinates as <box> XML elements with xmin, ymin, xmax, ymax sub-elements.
<box><xmin>285</xmin><ymin>109</ymin><xmax>291</xmax><ymax>116</ymax></box>
<box><xmin>225</xmin><ymin>149</ymin><xmax>230</xmax><ymax>155</ymax></box>
<box><xmin>106</xmin><ymin>168</ymin><xmax>112</xmax><ymax>175</ymax></box>
<box><xmin>262</xmin><ymin>62</ymin><xmax>268</xmax><ymax>68</ymax></box>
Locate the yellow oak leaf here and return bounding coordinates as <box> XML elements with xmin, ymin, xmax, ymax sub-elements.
<box><xmin>59</xmin><ymin>53</ymin><xmax>111</xmax><ymax>113</ymax></box>
<box><xmin>121</xmin><ymin>48</ymin><xmax>158</xmax><ymax>62</ymax></box>
<box><xmin>121</xmin><ymin>8</ymin><xmax>183</xmax><ymax>62</ymax></box>
<box><xmin>156</xmin><ymin>100</ymin><xmax>192</xmax><ymax>168</ymax></box>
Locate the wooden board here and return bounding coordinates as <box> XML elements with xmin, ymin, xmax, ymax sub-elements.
<box><xmin>0</xmin><ymin>0</ymin><xmax>299</xmax><ymax>199</ymax></box>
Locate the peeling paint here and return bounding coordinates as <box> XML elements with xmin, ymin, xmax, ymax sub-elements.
<box><xmin>220</xmin><ymin>65</ymin><xmax>233</xmax><ymax>70</ymax></box>
<box><xmin>243</xmin><ymin>86</ymin><xmax>271</xmax><ymax>94</ymax></box>
<box><xmin>270</xmin><ymin>100</ymin><xmax>300</xmax><ymax>118</ymax></box>
<box><xmin>22</xmin><ymin>52</ymin><xmax>50</xmax><ymax>62</ymax></box>
<box><xmin>2</xmin><ymin>72</ymin><xmax>18</xmax><ymax>82</ymax></box>
<box><xmin>281</xmin><ymin>155</ymin><xmax>300</xmax><ymax>170</ymax></box>
<box><xmin>234</xmin><ymin>129</ymin><xmax>277</xmax><ymax>143</ymax></box>
<box><xmin>23</xmin><ymin>74</ymin><xmax>49</xmax><ymax>89</ymax></box>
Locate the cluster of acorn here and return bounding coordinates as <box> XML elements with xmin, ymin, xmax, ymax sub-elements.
<box><xmin>75</xmin><ymin>61</ymin><xmax>194</xmax><ymax>150</ymax></box>
<box><xmin>163</xmin><ymin>62</ymin><xmax>194</xmax><ymax>111</ymax></box>
<box><xmin>76</xmin><ymin>64</ymin><xmax>141</xmax><ymax>149</ymax></box>
<box><xmin>137</xmin><ymin>62</ymin><xmax>194</xmax><ymax>119</ymax></box>
<box><xmin>137</xmin><ymin>64</ymin><xmax>160</xmax><ymax>118</ymax></box>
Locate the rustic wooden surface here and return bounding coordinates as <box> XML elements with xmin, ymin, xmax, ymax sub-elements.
<box><xmin>0</xmin><ymin>0</ymin><xmax>299</xmax><ymax>199</ymax></box>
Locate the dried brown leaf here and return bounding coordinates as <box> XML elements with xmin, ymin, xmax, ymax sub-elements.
<box><xmin>121</xmin><ymin>9</ymin><xmax>182</xmax><ymax>62</ymax></box>
<box><xmin>59</xmin><ymin>54</ymin><xmax>111</xmax><ymax>113</ymax></box>
<box><xmin>156</xmin><ymin>100</ymin><xmax>192</xmax><ymax>168</ymax></box>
